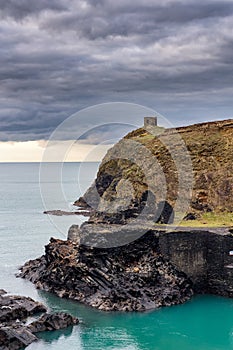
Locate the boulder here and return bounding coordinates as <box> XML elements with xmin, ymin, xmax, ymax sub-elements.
<box><xmin>28</xmin><ymin>312</ymin><xmax>79</xmax><ymax>333</ymax></box>
<box><xmin>0</xmin><ymin>295</ymin><xmax>46</xmax><ymax>323</ymax></box>
<box><xmin>0</xmin><ymin>326</ymin><xmax>37</xmax><ymax>350</ymax></box>
<box><xmin>67</xmin><ymin>224</ymin><xmax>82</xmax><ymax>243</ymax></box>
<box><xmin>0</xmin><ymin>292</ymin><xmax>79</xmax><ymax>350</ymax></box>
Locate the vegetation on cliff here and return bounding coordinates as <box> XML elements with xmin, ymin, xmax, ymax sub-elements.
<box><xmin>19</xmin><ymin>119</ymin><xmax>233</xmax><ymax>314</ymax></box>
<box><xmin>75</xmin><ymin>119</ymin><xmax>233</xmax><ymax>226</ymax></box>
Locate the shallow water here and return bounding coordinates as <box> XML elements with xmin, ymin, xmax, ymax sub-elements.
<box><xmin>1</xmin><ymin>163</ymin><xmax>233</xmax><ymax>350</ymax></box>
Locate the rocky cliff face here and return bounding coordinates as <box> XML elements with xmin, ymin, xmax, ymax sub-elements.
<box><xmin>75</xmin><ymin>119</ymin><xmax>233</xmax><ymax>224</ymax></box>
<box><xmin>19</xmin><ymin>223</ymin><xmax>233</xmax><ymax>312</ymax></box>
<box><xmin>18</xmin><ymin>119</ymin><xmax>233</xmax><ymax>314</ymax></box>
<box><xmin>19</xmin><ymin>230</ymin><xmax>193</xmax><ymax>312</ymax></box>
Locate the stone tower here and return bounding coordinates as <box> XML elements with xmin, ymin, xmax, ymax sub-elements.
<box><xmin>144</xmin><ymin>117</ymin><xmax>157</xmax><ymax>128</ymax></box>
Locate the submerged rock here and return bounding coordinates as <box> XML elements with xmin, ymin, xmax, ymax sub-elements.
<box><xmin>43</xmin><ymin>209</ymin><xmax>92</xmax><ymax>217</ymax></box>
<box><xmin>28</xmin><ymin>312</ymin><xmax>79</xmax><ymax>333</ymax></box>
<box><xmin>0</xmin><ymin>326</ymin><xmax>37</xmax><ymax>350</ymax></box>
<box><xmin>0</xmin><ymin>295</ymin><xmax>46</xmax><ymax>323</ymax></box>
<box><xmin>0</xmin><ymin>292</ymin><xmax>79</xmax><ymax>350</ymax></box>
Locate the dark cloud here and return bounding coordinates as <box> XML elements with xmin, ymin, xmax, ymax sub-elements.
<box><xmin>0</xmin><ymin>0</ymin><xmax>232</xmax><ymax>141</ymax></box>
<box><xmin>0</xmin><ymin>0</ymin><xmax>67</xmax><ymax>20</ymax></box>
<box><xmin>42</xmin><ymin>1</ymin><xmax>233</xmax><ymax>40</ymax></box>
<box><xmin>77</xmin><ymin>123</ymin><xmax>137</xmax><ymax>144</ymax></box>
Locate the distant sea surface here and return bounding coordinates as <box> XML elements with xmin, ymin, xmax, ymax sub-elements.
<box><xmin>1</xmin><ymin>162</ymin><xmax>233</xmax><ymax>350</ymax></box>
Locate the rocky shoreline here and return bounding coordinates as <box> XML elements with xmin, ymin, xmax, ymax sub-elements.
<box><xmin>19</xmin><ymin>224</ymin><xmax>193</xmax><ymax>312</ymax></box>
<box><xmin>18</xmin><ymin>218</ymin><xmax>233</xmax><ymax>314</ymax></box>
<box><xmin>16</xmin><ymin>119</ymin><xmax>233</xmax><ymax>317</ymax></box>
<box><xmin>0</xmin><ymin>290</ymin><xmax>78</xmax><ymax>349</ymax></box>
<box><xmin>43</xmin><ymin>209</ymin><xmax>93</xmax><ymax>217</ymax></box>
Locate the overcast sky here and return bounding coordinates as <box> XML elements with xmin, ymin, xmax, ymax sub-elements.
<box><xmin>0</xmin><ymin>0</ymin><xmax>233</xmax><ymax>147</ymax></box>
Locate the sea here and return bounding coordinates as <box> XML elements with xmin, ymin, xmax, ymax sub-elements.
<box><xmin>1</xmin><ymin>162</ymin><xmax>233</xmax><ymax>350</ymax></box>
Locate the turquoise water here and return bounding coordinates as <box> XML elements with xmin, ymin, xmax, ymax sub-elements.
<box><xmin>1</xmin><ymin>163</ymin><xmax>233</xmax><ymax>350</ymax></box>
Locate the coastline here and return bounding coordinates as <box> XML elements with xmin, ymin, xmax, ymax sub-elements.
<box><xmin>18</xmin><ymin>221</ymin><xmax>233</xmax><ymax>312</ymax></box>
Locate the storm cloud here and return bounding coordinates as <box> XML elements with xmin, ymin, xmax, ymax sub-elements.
<box><xmin>0</xmin><ymin>0</ymin><xmax>233</xmax><ymax>141</ymax></box>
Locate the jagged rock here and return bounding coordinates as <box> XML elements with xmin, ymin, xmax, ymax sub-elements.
<box><xmin>76</xmin><ymin>119</ymin><xmax>233</xmax><ymax>224</ymax></box>
<box><xmin>67</xmin><ymin>225</ymin><xmax>82</xmax><ymax>243</ymax></box>
<box><xmin>18</xmin><ymin>220</ymin><xmax>233</xmax><ymax>312</ymax></box>
<box><xmin>183</xmin><ymin>212</ymin><xmax>198</xmax><ymax>221</ymax></box>
<box><xmin>0</xmin><ymin>293</ymin><xmax>79</xmax><ymax>350</ymax></box>
<box><xmin>28</xmin><ymin>312</ymin><xmax>79</xmax><ymax>333</ymax></box>
<box><xmin>156</xmin><ymin>201</ymin><xmax>174</xmax><ymax>224</ymax></box>
<box><xmin>19</xmin><ymin>229</ymin><xmax>193</xmax><ymax>312</ymax></box>
<box><xmin>0</xmin><ymin>295</ymin><xmax>46</xmax><ymax>323</ymax></box>
<box><xmin>0</xmin><ymin>326</ymin><xmax>37</xmax><ymax>350</ymax></box>
<box><xmin>0</xmin><ymin>294</ymin><xmax>45</xmax><ymax>349</ymax></box>
<box><xmin>44</xmin><ymin>209</ymin><xmax>92</xmax><ymax>217</ymax></box>
<box><xmin>74</xmin><ymin>182</ymin><xmax>100</xmax><ymax>210</ymax></box>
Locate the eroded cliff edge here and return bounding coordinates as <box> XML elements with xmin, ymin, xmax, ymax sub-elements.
<box><xmin>19</xmin><ymin>223</ymin><xmax>233</xmax><ymax>312</ymax></box>
<box><xmin>19</xmin><ymin>119</ymin><xmax>233</xmax><ymax>312</ymax></box>
<box><xmin>75</xmin><ymin>119</ymin><xmax>233</xmax><ymax>224</ymax></box>
<box><xmin>19</xmin><ymin>226</ymin><xmax>193</xmax><ymax>312</ymax></box>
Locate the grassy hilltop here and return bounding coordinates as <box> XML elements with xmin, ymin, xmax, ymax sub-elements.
<box><xmin>77</xmin><ymin>119</ymin><xmax>233</xmax><ymax>227</ymax></box>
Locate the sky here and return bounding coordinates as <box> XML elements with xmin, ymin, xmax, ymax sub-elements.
<box><xmin>0</xmin><ymin>0</ymin><xmax>233</xmax><ymax>161</ymax></box>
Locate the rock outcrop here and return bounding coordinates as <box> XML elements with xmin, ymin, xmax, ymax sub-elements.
<box><xmin>28</xmin><ymin>312</ymin><xmax>78</xmax><ymax>333</ymax></box>
<box><xmin>75</xmin><ymin>119</ymin><xmax>233</xmax><ymax>224</ymax></box>
<box><xmin>0</xmin><ymin>291</ymin><xmax>79</xmax><ymax>350</ymax></box>
<box><xmin>17</xmin><ymin>119</ymin><xmax>233</xmax><ymax>316</ymax></box>
<box><xmin>44</xmin><ymin>209</ymin><xmax>92</xmax><ymax>217</ymax></box>
<box><xmin>18</xmin><ymin>223</ymin><xmax>233</xmax><ymax>313</ymax></box>
<box><xmin>19</xmin><ymin>229</ymin><xmax>193</xmax><ymax>312</ymax></box>
<box><xmin>0</xmin><ymin>294</ymin><xmax>46</xmax><ymax>324</ymax></box>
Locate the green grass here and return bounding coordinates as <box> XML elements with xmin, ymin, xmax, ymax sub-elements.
<box><xmin>179</xmin><ymin>212</ymin><xmax>233</xmax><ymax>227</ymax></box>
<box><xmin>131</xmin><ymin>127</ymin><xmax>165</xmax><ymax>142</ymax></box>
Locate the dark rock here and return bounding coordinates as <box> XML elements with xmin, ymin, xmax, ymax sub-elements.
<box><xmin>43</xmin><ymin>210</ymin><xmax>75</xmax><ymax>216</ymax></box>
<box><xmin>156</xmin><ymin>201</ymin><xmax>174</xmax><ymax>224</ymax></box>
<box><xmin>19</xmin><ymin>227</ymin><xmax>193</xmax><ymax>312</ymax></box>
<box><xmin>44</xmin><ymin>209</ymin><xmax>92</xmax><ymax>217</ymax></box>
<box><xmin>73</xmin><ymin>196</ymin><xmax>90</xmax><ymax>208</ymax></box>
<box><xmin>0</xmin><ymin>294</ymin><xmax>45</xmax><ymax>349</ymax></box>
<box><xmin>0</xmin><ymin>326</ymin><xmax>37</xmax><ymax>350</ymax></box>
<box><xmin>0</xmin><ymin>295</ymin><xmax>46</xmax><ymax>323</ymax></box>
<box><xmin>88</xmin><ymin>190</ymin><xmax>158</xmax><ymax>225</ymax></box>
<box><xmin>183</xmin><ymin>212</ymin><xmax>198</xmax><ymax>221</ymax></box>
<box><xmin>191</xmin><ymin>200</ymin><xmax>213</xmax><ymax>213</ymax></box>
<box><xmin>78</xmin><ymin>119</ymin><xmax>233</xmax><ymax>224</ymax></box>
<box><xmin>28</xmin><ymin>312</ymin><xmax>79</xmax><ymax>333</ymax></box>
<box><xmin>0</xmin><ymin>292</ymin><xmax>79</xmax><ymax>350</ymax></box>
<box><xmin>19</xmin><ymin>221</ymin><xmax>233</xmax><ymax>312</ymax></box>
<box><xmin>67</xmin><ymin>225</ymin><xmax>81</xmax><ymax>243</ymax></box>
<box><xmin>74</xmin><ymin>182</ymin><xmax>100</xmax><ymax>210</ymax></box>
<box><xmin>139</xmin><ymin>190</ymin><xmax>157</xmax><ymax>215</ymax></box>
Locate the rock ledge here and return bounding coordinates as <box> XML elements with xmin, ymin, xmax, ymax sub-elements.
<box><xmin>0</xmin><ymin>291</ymin><xmax>78</xmax><ymax>350</ymax></box>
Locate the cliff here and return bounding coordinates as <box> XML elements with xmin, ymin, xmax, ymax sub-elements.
<box><xmin>19</xmin><ymin>223</ymin><xmax>233</xmax><ymax>312</ymax></box>
<box><xmin>19</xmin><ymin>228</ymin><xmax>193</xmax><ymax>312</ymax></box>
<box><xmin>18</xmin><ymin>119</ymin><xmax>233</xmax><ymax>313</ymax></box>
<box><xmin>75</xmin><ymin>119</ymin><xmax>233</xmax><ymax>224</ymax></box>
